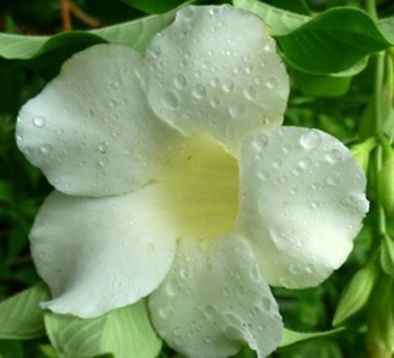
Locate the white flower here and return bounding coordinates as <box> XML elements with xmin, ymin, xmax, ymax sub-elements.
<box><xmin>16</xmin><ymin>5</ymin><xmax>369</xmax><ymax>358</ymax></box>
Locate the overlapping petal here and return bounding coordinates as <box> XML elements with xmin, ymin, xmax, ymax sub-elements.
<box><xmin>16</xmin><ymin>44</ymin><xmax>180</xmax><ymax>197</ymax></box>
<box><xmin>149</xmin><ymin>235</ymin><xmax>282</xmax><ymax>358</ymax></box>
<box><xmin>145</xmin><ymin>5</ymin><xmax>289</xmax><ymax>152</ymax></box>
<box><xmin>30</xmin><ymin>185</ymin><xmax>177</xmax><ymax>318</ymax></box>
<box><xmin>237</xmin><ymin>127</ymin><xmax>369</xmax><ymax>289</ymax></box>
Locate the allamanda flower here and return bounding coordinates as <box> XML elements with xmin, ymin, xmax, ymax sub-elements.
<box><xmin>16</xmin><ymin>5</ymin><xmax>369</xmax><ymax>358</ymax></box>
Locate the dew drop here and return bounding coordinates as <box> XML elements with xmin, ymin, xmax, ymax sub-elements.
<box><xmin>97</xmin><ymin>142</ymin><xmax>108</xmax><ymax>153</ymax></box>
<box><xmin>305</xmin><ymin>265</ymin><xmax>313</xmax><ymax>274</ymax></box>
<box><xmin>210</xmin><ymin>77</ymin><xmax>219</xmax><ymax>87</ymax></box>
<box><xmin>263</xmin><ymin>41</ymin><xmax>274</xmax><ymax>52</ymax></box>
<box><xmin>223</xmin><ymin>286</ymin><xmax>231</xmax><ymax>296</ymax></box>
<box><xmin>151</xmin><ymin>45</ymin><xmax>161</xmax><ymax>58</ymax></box>
<box><xmin>228</xmin><ymin>104</ymin><xmax>244</xmax><ymax>119</ymax></box>
<box><xmin>98</xmin><ymin>157</ymin><xmax>108</xmax><ymax>167</ymax></box>
<box><xmin>209</xmin><ymin>97</ymin><xmax>220</xmax><ymax>108</ymax></box>
<box><xmin>257</xmin><ymin>169</ymin><xmax>269</xmax><ymax>181</ymax></box>
<box><xmin>243</xmin><ymin>86</ymin><xmax>257</xmax><ymax>101</ymax></box>
<box><xmin>222</xmin><ymin>80</ymin><xmax>234</xmax><ymax>92</ymax></box>
<box><xmin>39</xmin><ymin>144</ymin><xmax>52</xmax><ymax>154</ymax></box>
<box><xmin>179</xmin><ymin>265</ymin><xmax>190</xmax><ymax>279</ymax></box>
<box><xmin>289</xmin><ymin>263</ymin><xmax>303</xmax><ymax>275</ymax></box>
<box><xmin>108</xmin><ymin>99</ymin><xmax>117</xmax><ymax>108</ymax></box>
<box><xmin>325</xmin><ymin>149</ymin><xmax>342</xmax><ymax>164</ymax></box>
<box><xmin>164</xmin><ymin>282</ymin><xmax>176</xmax><ymax>297</ymax></box>
<box><xmin>158</xmin><ymin>308</ymin><xmax>168</xmax><ymax>319</ymax></box>
<box><xmin>192</xmin><ymin>85</ymin><xmax>206</xmax><ymax>100</ymax></box>
<box><xmin>265</xmin><ymin>77</ymin><xmax>278</xmax><ymax>90</ymax></box>
<box><xmin>310</xmin><ymin>201</ymin><xmax>320</xmax><ymax>209</ymax></box>
<box><xmin>272</xmin><ymin>159</ymin><xmax>282</xmax><ymax>169</ymax></box>
<box><xmin>163</xmin><ymin>91</ymin><xmax>180</xmax><ymax>109</ymax></box>
<box><xmin>298</xmin><ymin>157</ymin><xmax>312</xmax><ymax>170</ymax></box>
<box><xmin>203</xmin><ymin>304</ymin><xmax>216</xmax><ymax>320</ymax></box>
<box><xmin>299</xmin><ymin>130</ymin><xmax>321</xmax><ymax>150</ymax></box>
<box><xmin>33</xmin><ymin>116</ymin><xmax>46</xmax><ymax>128</ymax></box>
<box><xmin>173</xmin><ymin>74</ymin><xmax>186</xmax><ymax>89</ymax></box>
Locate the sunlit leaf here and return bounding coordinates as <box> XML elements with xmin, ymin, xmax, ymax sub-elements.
<box><xmin>276</xmin><ymin>7</ymin><xmax>392</xmax><ymax>74</ymax></box>
<box><xmin>233</xmin><ymin>0</ymin><xmax>310</xmax><ymax>35</ymax></box>
<box><xmin>279</xmin><ymin>327</ymin><xmax>345</xmax><ymax>348</ymax></box>
<box><xmin>45</xmin><ymin>300</ymin><xmax>161</xmax><ymax>358</ymax></box>
<box><xmin>0</xmin><ymin>283</ymin><xmax>49</xmax><ymax>339</ymax></box>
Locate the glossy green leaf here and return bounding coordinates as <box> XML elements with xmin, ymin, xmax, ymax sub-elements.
<box><xmin>279</xmin><ymin>327</ymin><xmax>345</xmax><ymax>348</ymax></box>
<box><xmin>232</xmin><ymin>0</ymin><xmax>310</xmax><ymax>35</ymax></box>
<box><xmin>0</xmin><ymin>283</ymin><xmax>49</xmax><ymax>339</ymax></box>
<box><xmin>121</xmin><ymin>0</ymin><xmax>186</xmax><ymax>14</ymax></box>
<box><xmin>277</xmin><ymin>8</ymin><xmax>392</xmax><ymax>74</ymax></box>
<box><xmin>333</xmin><ymin>262</ymin><xmax>377</xmax><ymax>326</ymax></box>
<box><xmin>292</xmin><ymin>69</ymin><xmax>352</xmax><ymax>97</ymax></box>
<box><xmin>45</xmin><ymin>300</ymin><xmax>161</xmax><ymax>358</ymax></box>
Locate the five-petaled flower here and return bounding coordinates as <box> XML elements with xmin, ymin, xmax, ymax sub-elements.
<box><xmin>16</xmin><ymin>5</ymin><xmax>369</xmax><ymax>358</ymax></box>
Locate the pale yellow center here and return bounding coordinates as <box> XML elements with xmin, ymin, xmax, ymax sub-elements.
<box><xmin>158</xmin><ymin>135</ymin><xmax>239</xmax><ymax>240</ymax></box>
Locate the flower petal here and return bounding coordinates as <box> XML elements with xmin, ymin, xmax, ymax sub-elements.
<box><xmin>30</xmin><ymin>185</ymin><xmax>177</xmax><ymax>318</ymax></box>
<box><xmin>237</xmin><ymin>127</ymin><xmax>369</xmax><ymax>289</ymax></box>
<box><xmin>16</xmin><ymin>44</ymin><xmax>179</xmax><ymax>197</ymax></box>
<box><xmin>145</xmin><ymin>5</ymin><xmax>289</xmax><ymax>153</ymax></box>
<box><xmin>149</xmin><ymin>235</ymin><xmax>282</xmax><ymax>358</ymax></box>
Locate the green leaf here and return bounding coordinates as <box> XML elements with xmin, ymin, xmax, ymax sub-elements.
<box><xmin>292</xmin><ymin>70</ymin><xmax>352</xmax><ymax>97</ymax></box>
<box><xmin>332</xmin><ymin>262</ymin><xmax>377</xmax><ymax>326</ymax></box>
<box><xmin>276</xmin><ymin>7</ymin><xmax>392</xmax><ymax>74</ymax></box>
<box><xmin>232</xmin><ymin>0</ymin><xmax>310</xmax><ymax>36</ymax></box>
<box><xmin>0</xmin><ymin>340</ymin><xmax>23</xmax><ymax>358</ymax></box>
<box><xmin>0</xmin><ymin>4</ymin><xmax>181</xmax><ymax>74</ymax></box>
<box><xmin>378</xmin><ymin>17</ymin><xmax>394</xmax><ymax>44</ymax></box>
<box><xmin>0</xmin><ymin>283</ymin><xmax>49</xmax><ymax>339</ymax></box>
<box><xmin>279</xmin><ymin>327</ymin><xmax>345</xmax><ymax>348</ymax></box>
<box><xmin>120</xmin><ymin>0</ymin><xmax>186</xmax><ymax>14</ymax></box>
<box><xmin>265</xmin><ymin>0</ymin><xmax>311</xmax><ymax>15</ymax></box>
<box><xmin>381</xmin><ymin>235</ymin><xmax>394</xmax><ymax>276</ymax></box>
<box><xmin>45</xmin><ymin>300</ymin><xmax>161</xmax><ymax>358</ymax></box>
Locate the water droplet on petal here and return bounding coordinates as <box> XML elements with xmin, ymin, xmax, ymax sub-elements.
<box><xmin>204</xmin><ymin>305</ymin><xmax>216</xmax><ymax>320</ymax></box>
<box><xmin>325</xmin><ymin>149</ymin><xmax>342</xmax><ymax>164</ymax></box>
<box><xmin>243</xmin><ymin>86</ymin><xmax>257</xmax><ymax>101</ymax></box>
<box><xmin>163</xmin><ymin>91</ymin><xmax>180</xmax><ymax>109</ymax></box>
<box><xmin>298</xmin><ymin>157</ymin><xmax>312</xmax><ymax>170</ymax></box>
<box><xmin>222</xmin><ymin>80</ymin><xmax>234</xmax><ymax>92</ymax></box>
<box><xmin>97</xmin><ymin>142</ymin><xmax>108</xmax><ymax>154</ymax></box>
<box><xmin>33</xmin><ymin>116</ymin><xmax>46</xmax><ymax>127</ymax></box>
<box><xmin>192</xmin><ymin>85</ymin><xmax>206</xmax><ymax>100</ymax></box>
<box><xmin>209</xmin><ymin>97</ymin><xmax>220</xmax><ymax>108</ymax></box>
<box><xmin>173</xmin><ymin>74</ymin><xmax>186</xmax><ymax>89</ymax></box>
<box><xmin>299</xmin><ymin>130</ymin><xmax>321</xmax><ymax>150</ymax></box>
<box><xmin>265</xmin><ymin>77</ymin><xmax>278</xmax><ymax>90</ymax></box>
<box><xmin>39</xmin><ymin>144</ymin><xmax>52</xmax><ymax>154</ymax></box>
<box><xmin>228</xmin><ymin>104</ymin><xmax>244</xmax><ymax>119</ymax></box>
<box><xmin>164</xmin><ymin>282</ymin><xmax>176</xmax><ymax>297</ymax></box>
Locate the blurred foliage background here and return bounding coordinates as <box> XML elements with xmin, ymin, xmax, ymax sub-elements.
<box><xmin>0</xmin><ymin>0</ymin><xmax>394</xmax><ymax>357</ymax></box>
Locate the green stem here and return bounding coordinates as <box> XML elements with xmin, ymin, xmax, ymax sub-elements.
<box><xmin>366</xmin><ymin>0</ymin><xmax>377</xmax><ymax>19</ymax></box>
<box><xmin>374</xmin><ymin>52</ymin><xmax>385</xmax><ymax>133</ymax></box>
<box><xmin>374</xmin><ymin>146</ymin><xmax>387</xmax><ymax>238</ymax></box>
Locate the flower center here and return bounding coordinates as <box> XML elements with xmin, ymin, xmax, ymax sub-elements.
<box><xmin>159</xmin><ymin>135</ymin><xmax>239</xmax><ymax>240</ymax></box>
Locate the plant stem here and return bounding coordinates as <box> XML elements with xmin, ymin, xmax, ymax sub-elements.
<box><xmin>374</xmin><ymin>52</ymin><xmax>385</xmax><ymax>132</ymax></box>
<box><xmin>60</xmin><ymin>0</ymin><xmax>72</xmax><ymax>31</ymax></box>
<box><xmin>366</xmin><ymin>0</ymin><xmax>378</xmax><ymax>19</ymax></box>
